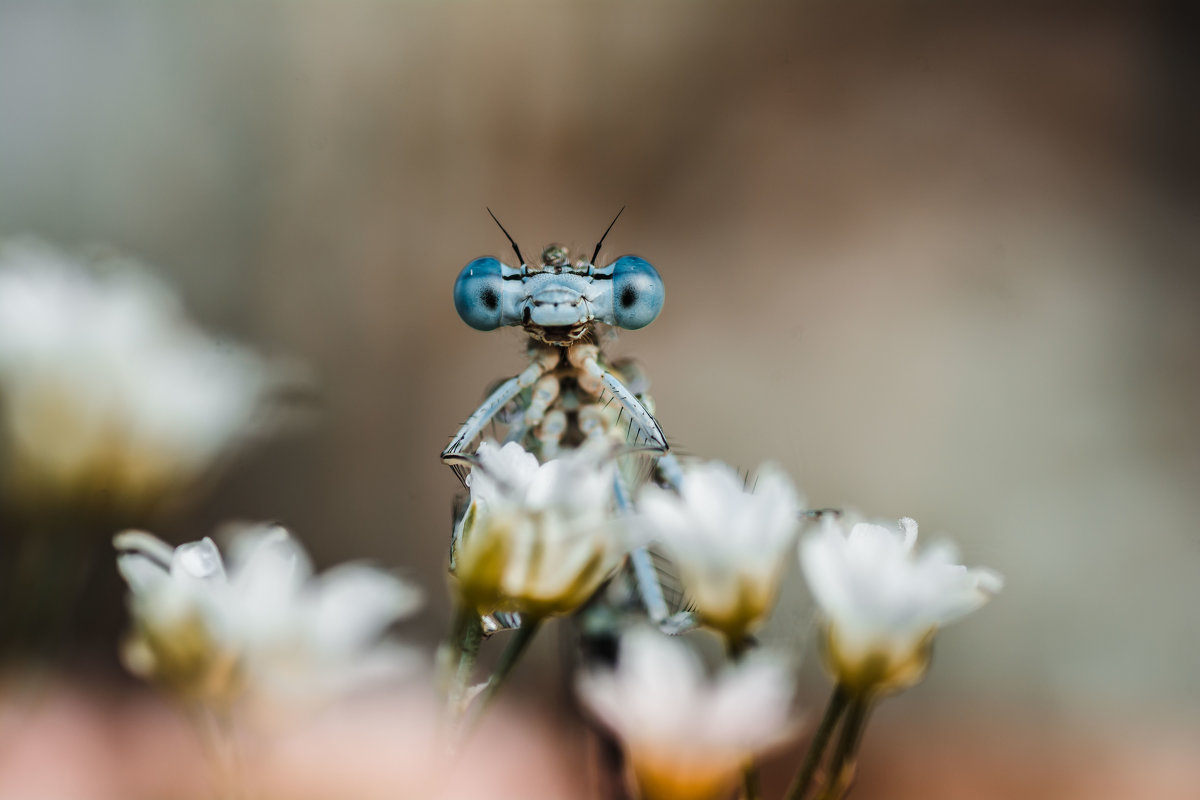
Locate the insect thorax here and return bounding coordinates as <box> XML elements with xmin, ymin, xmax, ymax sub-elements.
<box><xmin>502</xmin><ymin>339</ymin><xmax>654</xmax><ymax>461</ymax></box>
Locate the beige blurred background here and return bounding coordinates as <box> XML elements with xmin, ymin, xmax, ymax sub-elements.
<box><xmin>1</xmin><ymin>0</ymin><xmax>1197</xmax><ymax>796</ymax></box>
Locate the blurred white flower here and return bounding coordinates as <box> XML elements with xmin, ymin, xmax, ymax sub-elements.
<box><xmin>800</xmin><ymin>516</ymin><xmax>1003</xmax><ymax>694</ymax></box>
<box><xmin>577</xmin><ymin>628</ymin><xmax>796</xmax><ymax>800</ymax></box>
<box><xmin>635</xmin><ymin>461</ymin><xmax>801</xmax><ymax>642</ymax></box>
<box><xmin>452</xmin><ymin>440</ymin><xmax>620</xmax><ymax>619</ymax></box>
<box><xmin>253</xmin><ymin>688</ymin><xmax>578</xmax><ymax>800</ymax></box>
<box><xmin>0</xmin><ymin>239</ymin><xmax>276</xmax><ymax>511</ymax></box>
<box><xmin>115</xmin><ymin>524</ymin><xmax>421</xmax><ymax>710</ymax></box>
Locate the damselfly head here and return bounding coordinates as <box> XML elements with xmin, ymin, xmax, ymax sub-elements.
<box><xmin>453</xmin><ymin>216</ymin><xmax>665</xmax><ymax>344</ymax></box>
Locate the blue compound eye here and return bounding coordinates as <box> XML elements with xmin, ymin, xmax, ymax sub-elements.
<box><xmin>454</xmin><ymin>257</ymin><xmax>505</xmax><ymax>330</ymax></box>
<box><xmin>611</xmin><ymin>256</ymin><xmax>664</xmax><ymax>329</ymax></box>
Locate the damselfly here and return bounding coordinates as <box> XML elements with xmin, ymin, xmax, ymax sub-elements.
<box><xmin>442</xmin><ymin>209</ymin><xmax>691</xmax><ymax>633</ymax></box>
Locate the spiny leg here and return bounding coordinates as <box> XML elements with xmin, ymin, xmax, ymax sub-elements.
<box><xmin>569</xmin><ymin>345</ymin><xmax>667</xmax><ymax>454</ymax></box>
<box><xmin>577</xmin><ymin>364</ymin><xmax>693</xmax><ymax>633</ymax></box>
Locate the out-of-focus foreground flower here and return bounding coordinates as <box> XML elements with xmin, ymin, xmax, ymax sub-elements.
<box><xmin>0</xmin><ymin>239</ymin><xmax>275</xmax><ymax>512</ymax></box>
<box><xmin>253</xmin><ymin>689</ymin><xmax>577</xmax><ymax>800</ymax></box>
<box><xmin>635</xmin><ymin>460</ymin><xmax>801</xmax><ymax>643</ymax></box>
<box><xmin>115</xmin><ymin>524</ymin><xmax>421</xmax><ymax>712</ymax></box>
<box><xmin>452</xmin><ymin>440</ymin><xmax>621</xmax><ymax>619</ymax></box>
<box><xmin>577</xmin><ymin>628</ymin><xmax>797</xmax><ymax>800</ymax></box>
<box><xmin>799</xmin><ymin>516</ymin><xmax>1003</xmax><ymax>695</ymax></box>
<box><xmin>0</xmin><ymin>680</ymin><xmax>579</xmax><ymax>800</ymax></box>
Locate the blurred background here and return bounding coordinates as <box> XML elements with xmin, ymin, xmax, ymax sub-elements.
<box><xmin>0</xmin><ymin>1</ymin><xmax>1197</xmax><ymax>798</ymax></box>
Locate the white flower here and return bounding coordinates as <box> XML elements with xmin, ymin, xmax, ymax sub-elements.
<box><xmin>0</xmin><ymin>239</ymin><xmax>276</xmax><ymax>510</ymax></box>
<box><xmin>577</xmin><ymin>628</ymin><xmax>796</xmax><ymax>800</ymax></box>
<box><xmin>452</xmin><ymin>441</ymin><xmax>620</xmax><ymax>619</ymax></box>
<box><xmin>115</xmin><ymin>524</ymin><xmax>421</xmax><ymax>710</ymax></box>
<box><xmin>799</xmin><ymin>516</ymin><xmax>1003</xmax><ymax>694</ymax></box>
<box><xmin>467</xmin><ymin>439</ymin><xmax>613</xmax><ymax>519</ymax></box>
<box><xmin>635</xmin><ymin>461</ymin><xmax>801</xmax><ymax>641</ymax></box>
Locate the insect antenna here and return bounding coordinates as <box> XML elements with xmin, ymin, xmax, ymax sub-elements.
<box><xmin>487</xmin><ymin>207</ymin><xmax>527</xmax><ymax>267</ymax></box>
<box><xmin>590</xmin><ymin>206</ymin><xmax>626</xmax><ymax>265</ymax></box>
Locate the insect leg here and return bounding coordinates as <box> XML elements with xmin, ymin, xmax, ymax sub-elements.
<box><xmin>612</xmin><ymin>474</ymin><xmax>672</xmax><ymax>626</ymax></box>
<box><xmin>441</xmin><ymin>354</ymin><xmax>555</xmax><ymax>482</ymax></box>
<box><xmin>534</xmin><ymin>409</ymin><xmax>567</xmax><ymax>460</ymax></box>
<box><xmin>655</xmin><ymin>453</ymin><xmax>686</xmax><ymax>492</ymax></box>
<box><xmin>524</xmin><ymin>374</ymin><xmax>560</xmax><ymax>426</ymax></box>
<box><xmin>572</xmin><ymin>350</ymin><xmax>667</xmax><ymax>454</ymax></box>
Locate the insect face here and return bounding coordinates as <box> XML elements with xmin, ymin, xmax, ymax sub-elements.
<box><xmin>453</xmin><ymin>249</ymin><xmax>665</xmax><ymax>342</ymax></box>
<box><xmin>453</xmin><ymin>212</ymin><xmax>664</xmax><ymax>343</ymax></box>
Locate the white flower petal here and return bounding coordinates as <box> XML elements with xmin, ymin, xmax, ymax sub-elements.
<box><xmin>172</xmin><ymin>538</ymin><xmax>226</xmax><ymax>582</ymax></box>
<box><xmin>799</xmin><ymin>514</ymin><xmax>1002</xmax><ymax>686</ymax></box>
<box><xmin>707</xmin><ymin>655</ymin><xmax>797</xmax><ymax>748</ymax></box>
<box><xmin>116</xmin><ymin>552</ymin><xmax>169</xmax><ymax>596</ymax></box>
<box><xmin>470</xmin><ymin>441</ymin><xmax>541</xmax><ymax>508</ymax></box>
<box><xmin>635</xmin><ymin>460</ymin><xmax>801</xmax><ymax>637</ymax></box>
<box><xmin>577</xmin><ymin>629</ymin><xmax>796</xmax><ymax>777</ymax></box>
<box><xmin>456</xmin><ymin>441</ymin><xmax>619</xmax><ymax>617</ymax></box>
<box><xmin>308</xmin><ymin>564</ymin><xmax>422</xmax><ymax>656</ymax></box>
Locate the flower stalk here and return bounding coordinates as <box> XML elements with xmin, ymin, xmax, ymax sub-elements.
<box><xmin>783</xmin><ymin>685</ymin><xmax>851</xmax><ymax>800</ymax></box>
<box><xmin>441</xmin><ymin>605</ymin><xmax>484</xmax><ymax>717</ymax></box>
<box><xmin>462</xmin><ymin>617</ymin><xmax>542</xmax><ymax>733</ymax></box>
<box><xmin>812</xmin><ymin>695</ymin><xmax>872</xmax><ymax>800</ymax></box>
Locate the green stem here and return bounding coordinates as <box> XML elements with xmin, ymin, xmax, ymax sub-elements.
<box><xmin>783</xmin><ymin>685</ymin><xmax>851</xmax><ymax>800</ymax></box>
<box><xmin>463</xmin><ymin>616</ymin><xmax>542</xmax><ymax>731</ymax></box>
<box><xmin>741</xmin><ymin>762</ymin><xmax>763</xmax><ymax>800</ymax></box>
<box><xmin>813</xmin><ymin>696</ymin><xmax>872</xmax><ymax>800</ymax></box>
<box><xmin>725</xmin><ymin>634</ymin><xmax>755</xmax><ymax>662</ymax></box>
<box><xmin>442</xmin><ymin>606</ymin><xmax>484</xmax><ymax>717</ymax></box>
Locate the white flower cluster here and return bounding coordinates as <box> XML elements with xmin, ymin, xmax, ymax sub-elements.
<box><xmin>449</xmin><ymin>438</ymin><xmax>1002</xmax><ymax>800</ymax></box>
<box><xmin>116</xmin><ymin>524</ymin><xmax>421</xmax><ymax>712</ymax></box>
<box><xmin>0</xmin><ymin>239</ymin><xmax>274</xmax><ymax>510</ymax></box>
